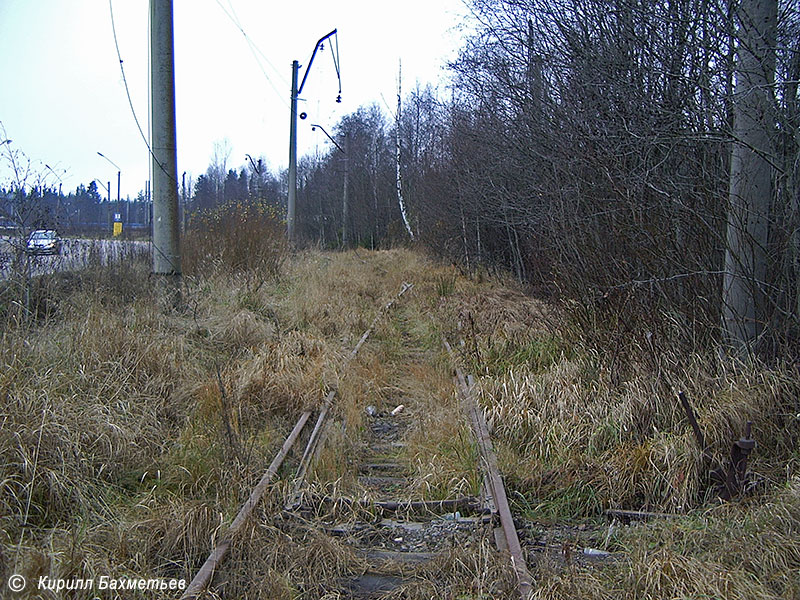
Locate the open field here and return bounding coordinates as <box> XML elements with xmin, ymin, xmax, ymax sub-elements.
<box><xmin>1</xmin><ymin>245</ymin><xmax>798</xmax><ymax>599</ymax></box>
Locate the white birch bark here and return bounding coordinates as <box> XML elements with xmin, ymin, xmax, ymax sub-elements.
<box><xmin>395</xmin><ymin>60</ymin><xmax>415</xmax><ymax>241</ymax></box>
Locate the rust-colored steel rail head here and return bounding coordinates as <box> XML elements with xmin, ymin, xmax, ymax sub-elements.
<box><xmin>444</xmin><ymin>338</ymin><xmax>534</xmax><ymax>599</ymax></box>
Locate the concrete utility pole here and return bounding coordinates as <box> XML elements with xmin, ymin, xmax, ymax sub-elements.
<box><xmin>150</xmin><ymin>0</ymin><xmax>181</xmax><ymax>286</ymax></box>
<box><xmin>181</xmin><ymin>171</ymin><xmax>186</xmax><ymax>234</ymax></box>
<box><xmin>310</xmin><ymin>123</ymin><xmax>346</xmax><ymax>245</ymax></box>
<box><xmin>98</xmin><ymin>151</ymin><xmax>122</xmax><ymax>229</ymax></box>
<box><xmin>342</xmin><ymin>132</ymin><xmax>349</xmax><ymax>247</ymax></box>
<box><xmin>288</xmin><ymin>60</ymin><xmax>299</xmax><ymax>244</ymax></box>
<box><xmin>722</xmin><ymin>0</ymin><xmax>777</xmax><ymax>355</ymax></box>
<box><xmin>287</xmin><ymin>29</ymin><xmax>340</xmax><ymax>245</ymax></box>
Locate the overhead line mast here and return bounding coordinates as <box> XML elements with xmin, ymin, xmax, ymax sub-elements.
<box><xmin>150</xmin><ymin>0</ymin><xmax>181</xmax><ymax>299</ymax></box>
<box><xmin>287</xmin><ymin>29</ymin><xmax>341</xmax><ymax>244</ymax></box>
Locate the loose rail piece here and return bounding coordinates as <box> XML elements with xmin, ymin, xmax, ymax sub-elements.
<box><xmin>288</xmin><ymin>282</ymin><xmax>414</xmax><ymax>504</ymax></box>
<box><xmin>445</xmin><ymin>340</ymin><xmax>534</xmax><ymax>600</ymax></box>
<box><xmin>184</xmin><ymin>282</ymin><xmax>414</xmax><ymax>598</ymax></box>
<box><xmin>181</xmin><ymin>410</ymin><xmax>313</xmax><ymax>599</ymax></box>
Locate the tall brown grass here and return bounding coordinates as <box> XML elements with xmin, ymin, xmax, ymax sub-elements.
<box><xmin>445</xmin><ymin>275</ymin><xmax>800</xmax><ymax>599</ymax></box>
<box><xmin>182</xmin><ymin>200</ymin><xmax>287</xmax><ymax>283</ymax></box>
<box><xmin>2</xmin><ymin>239</ymin><xmax>798</xmax><ymax>599</ymax></box>
<box><xmin>0</xmin><ymin>217</ymin><xmax>298</xmax><ymax>597</ymax></box>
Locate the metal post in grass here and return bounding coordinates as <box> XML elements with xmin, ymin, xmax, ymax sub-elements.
<box><xmin>150</xmin><ymin>0</ymin><xmax>181</xmax><ymax>303</ymax></box>
<box><xmin>287</xmin><ymin>59</ymin><xmax>299</xmax><ymax>244</ymax></box>
<box><xmin>97</xmin><ymin>151</ymin><xmax>121</xmax><ymax>225</ymax></box>
<box><xmin>287</xmin><ymin>29</ymin><xmax>341</xmax><ymax>245</ymax></box>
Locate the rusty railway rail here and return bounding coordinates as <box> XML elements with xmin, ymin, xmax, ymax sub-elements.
<box><xmin>445</xmin><ymin>339</ymin><xmax>534</xmax><ymax>600</ymax></box>
<box><xmin>181</xmin><ymin>410</ymin><xmax>312</xmax><ymax>599</ymax></box>
<box><xmin>181</xmin><ymin>284</ymin><xmax>535</xmax><ymax>599</ymax></box>
<box><xmin>287</xmin><ymin>282</ymin><xmax>414</xmax><ymax>508</ymax></box>
<box><xmin>181</xmin><ymin>282</ymin><xmax>413</xmax><ymax>600</ymax></box>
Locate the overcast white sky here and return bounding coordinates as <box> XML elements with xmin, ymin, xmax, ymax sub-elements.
<box><xmin>0</xmin><ymin>0</ymin><xmax>471</xmax><ymax>200</ymax></box>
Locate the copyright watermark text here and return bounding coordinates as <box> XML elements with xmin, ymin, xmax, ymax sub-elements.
<box><xmin>7</xmin><ymin>575</ymin><xmax>25</xmax><ymax>592</ymax></box>
<box><xmin>7</xmin><ymin>574</ymin><xmax>186</xmax><ymax>593</ymax></box>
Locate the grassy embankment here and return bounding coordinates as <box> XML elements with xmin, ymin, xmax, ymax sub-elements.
<box><xmin>1</xmin><ymin>215</ymin><xmax>798</xmax><ymax>598</ymax></box>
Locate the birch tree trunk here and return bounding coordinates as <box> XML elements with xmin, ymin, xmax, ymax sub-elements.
<box><xmin>396</xmin><ymin>60</ymin><xmax>415</xmax><ymax>241</ymax></box>
<box><xmin>722</xmin><ymin>0</ymin><xmax>777</xmax><ymax>354</ymax></box>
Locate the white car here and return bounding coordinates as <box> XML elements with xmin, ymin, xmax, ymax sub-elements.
<box><xmin>26</xmin><ymin>229</ymin><xmax>62</xmax><ymax>255</ymax></box>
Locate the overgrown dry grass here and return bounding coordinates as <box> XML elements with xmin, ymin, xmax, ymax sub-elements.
<box><xmin>468</xmin><ymin>317</ymin><xmax>800</xmax><ymax>514</ymax></box>
<box><xmin>2</xmin><ymin>238</ymin><xmax>798</xmax><ymax>599</ymax></box>
<box><xmin>445</xmin><ymin>276</ymin><xmax>800</xmax><ymax>599</ymax></box>
<box><xmin>528</xmin><ymin>478</ymin><xmax>800</xmax><ymax>599</ymax></box>
<box><xmin>0</xmin><ymin>242</ymin><xmax>490</xmax><ymax>599</ymax></box>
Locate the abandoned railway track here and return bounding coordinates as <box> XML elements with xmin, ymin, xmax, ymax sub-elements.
<box><xmin>181</xmin><ymin>282</ymin><xmax>533</xmax><ymax>599</ymax></box>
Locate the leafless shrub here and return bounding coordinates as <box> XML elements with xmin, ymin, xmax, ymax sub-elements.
<box><xmin>183</xmin><ymin>200</ymin><xmax>287</xmax><ymax>285</ymax></box>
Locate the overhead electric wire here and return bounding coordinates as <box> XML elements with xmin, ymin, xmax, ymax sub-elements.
<box><xmin>109</xmin><ymin>0</ymin><xmax>179</xmax><ymax>273</ymax></box>
<box><xmin>331</xmin><ymin>30</ymin><xmax>342</xmax><ymax>93</ymax></box>
<box><xmin>213</xmin><ymin>0</ymin><xmax>291</xmax><ymax>108</ymax></box>
<box><xmin>108</xmin><ymin>0</ymin><xmax>172</xmax><ymax>183</ymax></box>
<box><xmin>223</xmin><ymin>0</ymin><xmax>282</xmax><ymax>79</ymax></box>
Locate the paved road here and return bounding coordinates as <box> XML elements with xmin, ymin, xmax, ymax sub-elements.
<box><xmin>0</xmin><ymin>236</ymin><xmax>150</xmax><ymax>280</ymax></box>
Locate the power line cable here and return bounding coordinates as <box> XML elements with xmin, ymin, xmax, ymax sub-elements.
<box><xmin>222</xmin><ymin>1</ymin><xmax>290</xmax><ymax>94</ymax></box>
<box><xmin>212</xmin><ymin>0</ymin><xmax>290</xmax><ymax>108</ymax></box>
<box><xmin>109</xmin><ymin>0</ymin><xmax>179</xmax><ymax>273</ymax></box>
<box><xmin>224</xmin><ymin>0</ymin><xmax>288</xmax><ymax>86</ymax></box>
<box><xmin>224</xmin><ymin>0</ymin><xmax>241</xmax><ymax>24</ymax></box>
<box><xmin>331</xmin><ymin>31</ymin><xmax>341</xmax><ymax>91</ymax></box>
<box><xmin>108</xmin><ymin>0</ymin><xmax>172</xmax><ymax>183</ymax></box>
